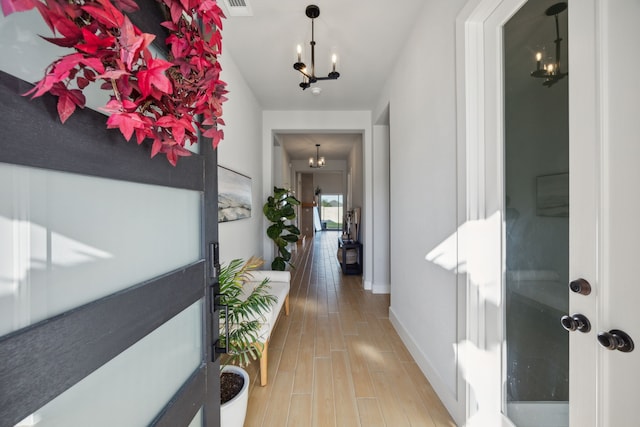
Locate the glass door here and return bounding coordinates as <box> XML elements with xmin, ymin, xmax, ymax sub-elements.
<box><xmin>503</xmin><ymin>1</ymin><xmax>569</xmax><ymax>425</ymax></box>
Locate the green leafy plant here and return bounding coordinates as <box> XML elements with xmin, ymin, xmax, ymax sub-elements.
<box><xmin>263</xmin><ymin>187</ymin><xmax>301</xmax><ymax>270</ymax></box>
<box><xmin>218</xmin><ymin>257</ymin><xmax>276</xmax><ymax>367</ymax></box>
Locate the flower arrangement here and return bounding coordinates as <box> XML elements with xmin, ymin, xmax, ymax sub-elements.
<box><xmin>1</xmin><ymin>0</ymin><xmax>227</xmax><ymax>166</ymax></box>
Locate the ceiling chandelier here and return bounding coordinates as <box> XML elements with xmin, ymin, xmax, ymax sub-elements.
<box><xmin>309</xmin><ymin>144</ymin><xmax>326</xmax><ymax>168</ymax></box>
<box><xmin>293</xmin><ymin>5</ymin><xmax>340</xmax><ymax>91</ymax></box>
<box><xmin>530</xmin><ymin>2</ymin><xmax>568</xmax><ymax>87</ymax></box>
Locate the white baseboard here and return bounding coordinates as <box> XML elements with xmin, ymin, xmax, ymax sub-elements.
<box><xmin>507</xmin><ymin>402</ymin><xmax>568</xmax><ymax>427</ymax></box>
<box><xmin>363</xmin><ymin>279</ymin><xmax>372</xmax><ymax>290</ymax></box>
<box><xmin>372</xmin><ymin>282</ymin><xmax>390</xmax><ymax>294</ymax></box>
<box><xmin>389</xmin><ymin>306</ymin><xmax>464</xmax><ymax>425</ymax></box>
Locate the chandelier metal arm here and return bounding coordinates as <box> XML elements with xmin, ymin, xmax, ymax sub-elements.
<box><xmin>293</xmin><ymin>5</ymin><xmax>340</xmax><ymax>90</ymax></box>
<box><xmin>529</xmin><ymin>2</ymin><xmax>567</xmax><ymax>88</ymax></box>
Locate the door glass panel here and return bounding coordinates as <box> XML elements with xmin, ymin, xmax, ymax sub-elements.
<box><xmin>14</xmin><ymin>301</ymin><xmax>202</xmax><ymax>427</ymax></box>
<box><xmin>0</xmin><ymin>163</ymin><xmax>200</xmax><ymax>336</ymax></box>
<box><xmin>504</xmin><ymin>1</ymin><xmax>569</xmax><ymax>426</ymax></box>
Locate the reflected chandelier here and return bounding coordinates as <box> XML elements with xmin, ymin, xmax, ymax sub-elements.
<box><xmin>530</xmin><ymin>2</ymin><xmax>568</xmax><ymax>87</ymax></box>
<box><xmin>293</xmin><ymin>5</ymin><xmax>340</xmax><ymax>90</ymax></box>
<box><xmin>309</xmin><ymin>144</ymin><xmax>325</xmax><ymax>168</ymax></box>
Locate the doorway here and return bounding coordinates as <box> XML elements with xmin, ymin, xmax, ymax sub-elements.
<box><xmin>319</xmin><ymin>194</ymin><xmax>344</xmax><ymax>231</ymax></box>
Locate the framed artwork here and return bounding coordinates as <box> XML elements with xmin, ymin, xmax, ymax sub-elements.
<box><xmin>218</xmin><ymin>166</ymin><xmax>252</xmax><ymax>222</ymax></box>
<box><xmin>536</xmin><ymin>172</ymin><xmax>569</xmax><ymax>217</ymax></box>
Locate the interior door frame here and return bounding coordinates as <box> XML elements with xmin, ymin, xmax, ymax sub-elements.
<box><xmin>0</xmin><ymin>6</ymin><xmax>221</xmax><ymax>423</ymax></box>
<box><xmin>456</xmin><ymin>0</ymin><xmax>531</xmax><ymax>425</ymax></box>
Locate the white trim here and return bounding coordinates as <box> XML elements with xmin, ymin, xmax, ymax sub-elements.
<box><xmin>389</xmin><ymin>306</ymin><xmax>463</xmax><ymax>424</ymax></box>
<box><xmin>506</xmin><ymin>402</ymin><xmax>568</xmax><ymax>427</ymax></box>
<box><xmin>371</xmin><ymin>282</ymin><xmax>389</xmax><ymax>294</ymax></box>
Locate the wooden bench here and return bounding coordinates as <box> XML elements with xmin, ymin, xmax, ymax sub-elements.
<box><xmin>242</xmin><ymin>270</ymin><xmax>290</xmax><ymax>386</ymax></box>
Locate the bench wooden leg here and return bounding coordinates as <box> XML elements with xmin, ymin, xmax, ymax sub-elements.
<box><xmin>285</xmin><ymin>294</ymin><xmax>290</xmax><ymax>316</ymax></box>
<box><xmin>260</xmin><ymin>340</ymin><xmax>268</xmax><ymax>386</ymax></box>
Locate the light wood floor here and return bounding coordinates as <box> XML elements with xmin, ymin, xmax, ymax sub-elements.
<box><xmin>243</xmin><ymin>232</ymin><xmax>456</xmax><ymax>427</ymax></box>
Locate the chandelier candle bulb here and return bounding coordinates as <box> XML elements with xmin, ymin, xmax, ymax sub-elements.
<box><xmin>332</xmin><ymin>54</ymin><xmax>337</xmax><ymax>72</ymax></box>
<box><xmin>293</xmin><ymin>5</ymin><xmax>340</xmax><ymax>90</ymax></box>
<box><xmin>529</xmin><ymin>2</ymin><xmax>567</xmax><ymax>87</ymax></box>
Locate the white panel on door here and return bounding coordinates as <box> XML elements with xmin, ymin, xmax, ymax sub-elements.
<box><xmin>188</xmin><ymin>408</ymin><xmax>203</xmax><ymax>427</ymax></box>
<box><xmin>0</xmin><ymin>163</ymin><xmax>200</xmax><ymax>336</ymax></box>
<box><xmin>14</xmin><ymin>301</ymin><xmax>203</xmax><ymax>427</ymax></box>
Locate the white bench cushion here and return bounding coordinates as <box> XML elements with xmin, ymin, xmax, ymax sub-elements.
<box><xmin>241</xmin><ymin>271</ymin><xmax>290</xmax><ymax>342</ymax></box>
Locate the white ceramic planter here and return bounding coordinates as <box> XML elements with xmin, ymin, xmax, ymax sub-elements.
<box><xmin>220</xmin><ymin>365</ymin><xmax>250</xmax><ymax>427</ymax></box>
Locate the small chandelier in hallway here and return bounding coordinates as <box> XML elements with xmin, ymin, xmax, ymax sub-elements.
<box><xmin>309</xmin><ymin>144</ymin><xmax>325</xmax><ymax>168</ymax></box>
<box><xmin>293</xmin><ymin>4</ymin><xmax>340</xmax><ymax>91</ymax></box>
<box><xmin>530</xmin><ymin>2</ymin><xmax>568</xmax><ymax>88</ymax></box>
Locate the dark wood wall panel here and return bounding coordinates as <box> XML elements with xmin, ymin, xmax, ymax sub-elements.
<box><xmin>0</xmin><ymin>71</ymin><xmax>204</xmax><ymax>191</ymax></box>
<box><xmin>0</xmin><ymin>262</ymin><xmax>205</xmax><ymax>427</ymax></box>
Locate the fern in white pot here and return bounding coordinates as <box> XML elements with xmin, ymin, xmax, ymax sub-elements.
<box><xmin>218</xmin><ymin>257</ymin><xmax>275</xmax><ymax>427</ymax></box>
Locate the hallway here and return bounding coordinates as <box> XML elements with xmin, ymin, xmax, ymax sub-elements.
<box><xmin>243</xmin><ymin>232</ymin><xmax>456</xmax><ymax>427</ymax></box>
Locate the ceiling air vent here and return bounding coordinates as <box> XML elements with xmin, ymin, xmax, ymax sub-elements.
<box><xmin>222</xmin><ymin>0</ymin><xmax>253</xmax><ymax>16</ymax></box>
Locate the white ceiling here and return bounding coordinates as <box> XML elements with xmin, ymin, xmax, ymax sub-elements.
<box><xmin>218</xmin><ymin>0</ymin><xmax>424</xmax><ymax>161</ymax></box>
<box><xmin>277</xmin><ymin>133</ymin><xmax>361</xmax><ymax>162</ymax></box>
<box><xmin>218</xmin><ymin>0</ymin><xmax>562</xmax><ymax>162</ymax></box>
<box><xmin>218</xmin><ymin>0</ymin><xmax>426</xmax><ymax>112</ymax></box>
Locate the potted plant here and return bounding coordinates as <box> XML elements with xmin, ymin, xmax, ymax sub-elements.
<box><xmin>263</xmin><ymin>187</ymin><xmax>301</xmax><ymax>270</ymax></box>
<box><xmin>218</xmin><ymin>257</ymin><xmax>276</xmax><ymax>427</ymax></box>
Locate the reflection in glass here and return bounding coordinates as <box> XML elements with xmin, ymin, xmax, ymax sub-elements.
<box><xmin>15</xmin><ymin>302</ymin><xmax>202</xmax><ymax>427</ymax></box>
<box><xmin>0</xmin><ymin>163</ymin><xmax>200</xmax><ymax>336</ymax></box>
<box><xmin>504</xmin><ymin>1</ymin><xmax>569</xmax><ymax>425</ymax></box>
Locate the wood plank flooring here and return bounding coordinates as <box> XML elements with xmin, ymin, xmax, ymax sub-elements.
<box><xmin>243</xmin><ymin>232</ymin><xmax>456</xmax><ymax>427</ymax></box>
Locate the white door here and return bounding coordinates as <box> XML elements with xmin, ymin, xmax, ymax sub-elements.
<box><xmin>460</xmin><ymin>0</ymin><xmax>640</xmax><ymax>426</ymax></box>
<box><xmin>569</xmin><ymin>1</ymin><xmax>640</xmax><ymax>426</ymax></box>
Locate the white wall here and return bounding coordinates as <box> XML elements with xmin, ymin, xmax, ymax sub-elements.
<box><xmin>314</xmin><ymin>172</ymin><xmax>344</xmax><ymax>195</ymax></box>
<box><xmin>216</xmin><ymin>51</ymin><xmax>264</xmax><ymax>264</ymax></box>
<box><xmin>371</xmin><ymin>124</ymin><xmax>390</xmax><ymax>294</ymax></box>
<box><xmin>348</xmin><ymin>139</ymin><xmax>364</xmax><ymax>213</ymax></box>
<box><xmin>373</xmin><ymin>1</ymin><xmax>468</xmax><ymax>423</ymax></box>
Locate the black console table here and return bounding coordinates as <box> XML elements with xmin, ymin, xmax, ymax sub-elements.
<box><xmin>338</xmin><ymin>237</ymin><xmax>363</xmax><ymax>275</ymax></box>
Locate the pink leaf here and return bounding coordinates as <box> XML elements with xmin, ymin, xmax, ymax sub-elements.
<box><xmin>118</xmin><ymin>16</ymin><xmax>144</xmax><ymax>71</ymax></box>
<box><xmin>111</xmin><ymin>0</ymin><xmax>139</xmax><ymax>13</ymax></box>
<box><xmin>76</xmin><ymin>28</ymin><xmax>115</xmax><ymax>54</ymax></box>
<box><xmin>81</xmin><ymin>0</ymin><xmax>124</xmax><ymax>28</ymax></box>
<box><xmin>1</xmin><ymin>0</ymin><xmax>36</xmax><ymax>16</ymax></box>
<box><xmin>150</xmin><ymin>139</ymin><xmax>164</xmax><ymax>158</ymax></box>
<box><xmin>106</xmin><ymin>112</ymin><xmax>147</xmax><ymax>141</ymax></box>
<box><xmin>57</xmin><ymin>93</ymin><xmax>77</xmax><ymax>123</ymax></box>
<box><xmin>95</xmin><ymin>69</ymin><xmax>130</xmax><ymax>80</ymax></box>
<box><xmin>137</xmin><ymin>56</ymin><xmax>173</xmax><ymax>98</ymax></box>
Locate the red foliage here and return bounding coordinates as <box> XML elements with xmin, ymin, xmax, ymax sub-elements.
<box><xmin>2</xmin><ymin>0</ymin><xmax>227</xmax><ymax>166</ymax></box>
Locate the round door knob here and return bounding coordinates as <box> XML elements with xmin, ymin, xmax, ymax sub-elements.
<box><xmin>569</xmin><ymin>278</ymin><xmax>592</xmax><ymax>296</ymax></box>
<box><xmin>561</xmin><ymin>313</ymin><xmax>591</xmax><ymax>333</ymax></box>
<box><xmin>597</xmin><ymin>329</ymin><xmax>635</xmax><ymax>353</ymax></box>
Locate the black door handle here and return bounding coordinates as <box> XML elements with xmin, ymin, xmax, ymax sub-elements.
<box><xmin>569</xmin><ymin>278</ymin><xmax>592</xmax><ymax>296</ymax></box>
<box><xmin>597</xmin><ymin>329</ymin><xmax>634</xmax><ymax>353</ymax></box>
<box><xmin>561</xmin><ymin>313</ymin><xmax>591</xmax><ymax>333</ymax></box>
